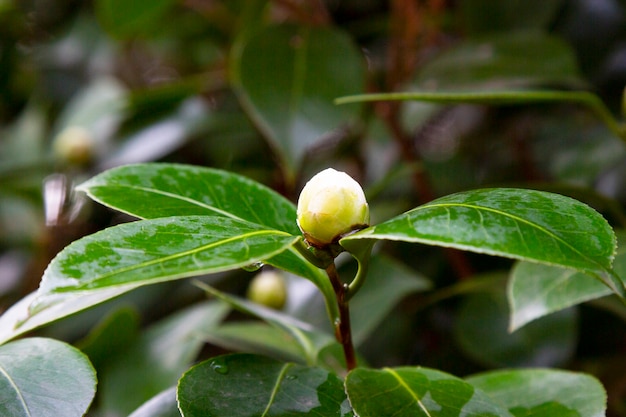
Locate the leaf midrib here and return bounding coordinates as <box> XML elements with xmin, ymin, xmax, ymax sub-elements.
<box><xmin>83</xmin><ymin>185</ymin><xmax>247</xmax><ymax>222</ymax></box>
<box><xmin>424</xmin><ymin>202</ymin><xmax>611</xmax><ymax>272</ymax></box>
<box><xmin>262</xmin><ymin>363</ymin><xmax>294</xmax><ymax>416</ymax></box>
<box><xmin>0</xmin><ymin>360</ymin><xmax>31</xmax><ymax>416</ymax></box>
<box><xmin>52</xmin><ymin>229</ymin><xmax>296</xmax><ymax>292</ymax></box>
<box><xmin>384</xmin><ymin>368</ymin><xmax>432</xmax><ymax>417</ymax></box>
<box><xmin>353</xmin><ymin>201</ymin><xmax>612</xmax><ymax>273</ymax></box>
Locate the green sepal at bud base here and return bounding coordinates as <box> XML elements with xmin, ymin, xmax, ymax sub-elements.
<box><xmin>339</xmin><ymin>237</ymin><xmax>375</xmax><ymax>301</ymax></box>
<box><xmin>296</xmin><ymin>168</ymin><xmax>370</xmax><ymax>248</ymax></box>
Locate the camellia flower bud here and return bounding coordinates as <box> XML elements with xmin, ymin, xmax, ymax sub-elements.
<box><xmin>297</xmin><ymin>168</ymin><xmax>369</xmax><ymax>247</ymax></box>
<box><xmin>53</xmin><ymin>126</ymin><xmax>94</xmax><ymax>166</ymax></box>
<box><xmin>247</xmin><ymin>270</ymin><xmax>287</xmax><ymax>310</ymax></box>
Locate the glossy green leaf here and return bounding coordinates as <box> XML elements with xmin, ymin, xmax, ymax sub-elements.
<box><xmin>129</xmin><ymin>387</ymin><xmax>180</xmax><ymax>417</ymax></box>
<box><xmin>96</xmin><ymin>0</ymin><xmax>176</xmax><ymax>38</ymax></box>
<box><xmin>454</xmin><ymin>290</ymin><xmax>577</xmax><ymax>368</ymax></box>
<box><xmin>467</xmin><ymin>369</ymin><xmax>607</xmax><ymax>417</ymax></box>
<box><xmin>0</xmin><ymin>216</ymin><xmax>296</xmax><ymax>344</ymax></box>
<box><xmin>177</xmin><ymin>353</ymin><xmax>353</xmax><ymax>417</ymax></box>
<box><xmin>346</xmin><ymin>366</ymin><xmax>513</xmax><ymax>417</ymax></box>
<box><xmin>342</xmin><ymin>188</ymin><xmax>620</xmax><ymax>294</ymax></box>
<box><xmin>100</xmin><ymin>301</ymin><xmax>230</xmax><ymax>416</ymax></box>
<box><xmin>196</xmin><ymin>282</ymin><xmax>334</xmax><ymax>365</ymax></box>
<box><xmin>40</xmin><ymin>216</ymin><xmax>297</xmax><ymax>293</ymax></box>
<box><xmin>77</xmin><ymin>163</ymin><xmax>300</xmax><ymax>235</ymax></box>
<box><xmin>508</xmin><ymin>232</ymin><xmax>626</xmax><ymax>330</ymax></box>
<box><xmin>231</xmin><ymin>24</ymin><xmax>364</xmax><ymax>176</ymax></box>
<box><xmin>0</xmin><ymin>337</ymin><xmax>96</xmax><ymax>417</ymax></box>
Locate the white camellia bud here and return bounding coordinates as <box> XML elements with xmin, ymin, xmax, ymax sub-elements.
<box><xmin>297</xmin><ymin>168</ymin><xmax>369</xmax><ymax>247</ymax></box>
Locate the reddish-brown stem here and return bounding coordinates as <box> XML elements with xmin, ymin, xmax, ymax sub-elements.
<box><xmin>325</xmin><ymin>262</ymin><xmax>357</xmax><ymax>371</ymax></box>
<box><xmin>274</xmin><ymin>0</ymin><xmax>330</xmax><ymax>25</ymax></box>
<box><xmin>374</xmin><ymin>0</ymin><xmax>475</xmax><ymax>280</ymax></box>
<box><xmin>378</xmin><ymin>102</ymin><xmax>475</xmax><ymax>279</ymax></box>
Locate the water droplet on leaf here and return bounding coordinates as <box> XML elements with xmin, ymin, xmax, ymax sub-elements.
<box><xmin>242</xmin><ymin>262</ymin><xmax>264</xmax><ymax>272</ymax></box>
<box><xmin>210</xmin><ymin>360</ymin><xmax>229</xmax><ymax>375</ymax></box>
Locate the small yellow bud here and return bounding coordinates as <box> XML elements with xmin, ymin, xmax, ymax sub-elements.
<box><xmin>246</xmin><ymin>270</ymin><xmax>287</xmax><ymax>310</ymax></box>
<box><xmin>53</xmin><ymin>126</ymin><xmax>94</xmax><ymax>166</ymax></box>
<box><xmin>297</xmin><ymin>168</ymin><xmax>369</xmax><ymax>247</ymax></box>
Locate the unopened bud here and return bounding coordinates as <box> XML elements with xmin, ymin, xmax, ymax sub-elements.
<box><xmin>246</xmin><ymin>270</ymin><xmax>287</xmax><ymax>310</ymax></box>
<box><xmin>297</xmin><ymin>168</ymin><xmax>369</xmax><ymax>247</ymax></box>
<box><xmin>53</xmin><ymin>126</ymin><xmax>94</xmax><ymax>166</ymax></box>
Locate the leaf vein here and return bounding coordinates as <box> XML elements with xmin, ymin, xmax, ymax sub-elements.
<box><xmin>0</xmin><ymin>361</ymin><xmax>31</xmax><ymax>416</ymax></box>
<box><xmin>54</xmin><ymin>229</ymin><xmax>294</xmax><ymax>291</ymax></box>
<box><xmin>96</xmin><ymin>185</ymin><xmax>247</xmax><ymax>222</ymax></box>
<box><xmin>422</xmin><ymin>202</ymin><xmax>608</xmax><ymax>271</ymax></box>
<box><xmin>262</xmin><ymin>363</ymin><xmax>293</xmax><ymax>416</ymax></box>
<box><xmin>384</xmin><ymin>368</ymin><xmax>432</xmax><ymax>417</ymax></box>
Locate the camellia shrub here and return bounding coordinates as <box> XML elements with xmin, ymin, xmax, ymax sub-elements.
<box><xmin>0</xmin><ymin>162</ymin><xmax>622</xmax><ymax>416</ymax></box>
<box><xmin>2</xmin><ymin>1</ymin><xmax>626</xmax><ymax>417</ymax></box>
